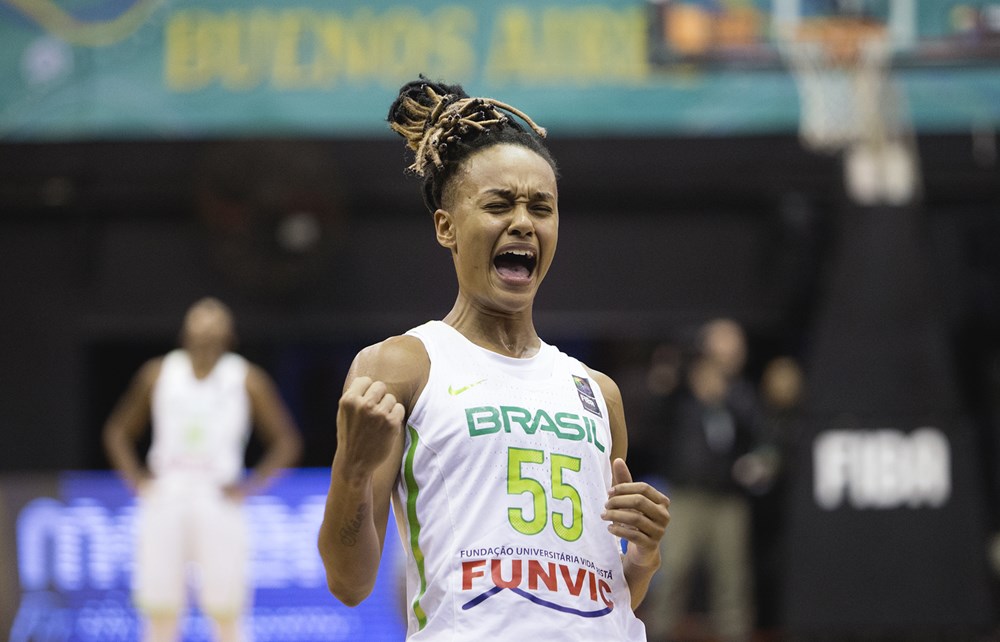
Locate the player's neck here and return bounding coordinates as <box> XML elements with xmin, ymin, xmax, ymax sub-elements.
<box><xmin>443</xmin><ymin>300</ymin><xmax>540</xmax><ymax>358</ymax></box>
<box><xmin>185</xmin><ymin>347</ymin><xmax>224</xmax><ymax>379</ymax></box>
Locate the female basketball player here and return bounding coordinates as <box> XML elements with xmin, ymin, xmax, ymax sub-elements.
<box><xmin>104</xmin><ymin>297</ymin><xmax>302</xmax><ymax>642</ymax></box>
<box><xmin>318</xmin><ymin>79</ymin><xmax>670</xmax><ymax>640</ymax></box>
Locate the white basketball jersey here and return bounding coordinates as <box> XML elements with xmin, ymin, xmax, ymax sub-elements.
<box><xmin>394</xmin><ymin>321</ymin><xmax>647</xmax><ymax>641</ymax></box>
<box><xmin>148</xmin><ymin>350</ymin><xmax>251</xmax><ymax>485</ymax></box>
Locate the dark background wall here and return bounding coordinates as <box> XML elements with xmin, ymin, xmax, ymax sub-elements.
<box><xmin>2</xmin><ymin>133</ymin><xmax>998</xmax><ymax>474</ymax></box>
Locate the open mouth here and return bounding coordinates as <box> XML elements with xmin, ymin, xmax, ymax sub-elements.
<box><xmin>493</xmin><ymin>248</ymin><xmax>537</xmax><ymax>284</ymax></box>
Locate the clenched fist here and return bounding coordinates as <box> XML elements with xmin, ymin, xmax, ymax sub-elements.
<box><xmin>336</xmin><ymin>376</ymin><xmax>406</xmax><ymax>475</ymax></box>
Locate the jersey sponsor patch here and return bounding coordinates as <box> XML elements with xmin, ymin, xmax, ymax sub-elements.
<box><xmin>579</xmin><ymin>393</ymin><xmax>602</xmax><ymax>418</ymax></box>
<box><xmin>572</xmin><ymin>375</ymin><xmax>602</xmax><ymax>418</ymax></box>
<box><xmin>572</xmin><ymin>375</ymin><xmax>594</xmax><ymax>397</ymax></box>
<box><xmin>459</xmin><ymin>553</ymin><xmax>615</xmax><ymax>618</ymax></box>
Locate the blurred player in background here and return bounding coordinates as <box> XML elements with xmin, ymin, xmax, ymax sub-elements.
<box><xmin>103</xmin><ymin>297</ymin><xmax>302</xmax><ymax>642</ymax></box>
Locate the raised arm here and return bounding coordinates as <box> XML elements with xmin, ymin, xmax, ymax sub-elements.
<box><xmin>102</xmin><ymin>359</ymin><xmax>161</xmax><ymax>493</ymax></box>
<box><xmin>231</xmin><ymin>364</ymin><xmax>303</xmax><ymax>499</ymax></box>
<box><xmin>318</xmin><ymin>335</ymin><xmax>429</xmax><ymax>607</ymax></box>
<box><xmin>590</xmin><ymin>367</ymin><xmax>671</xmax><ymax>609</ymax></box>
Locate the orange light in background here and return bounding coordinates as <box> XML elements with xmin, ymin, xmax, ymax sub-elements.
<box><xmin>666</xmin><ymin>3</ymin><xmax>713</xmax><ymax>56</ymax></box>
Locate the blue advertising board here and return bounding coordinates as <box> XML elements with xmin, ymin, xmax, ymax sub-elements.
<box><xmin>3</xmin><ymin>469</ymin><xmax>406</xmax><ymax>642</ymax></box>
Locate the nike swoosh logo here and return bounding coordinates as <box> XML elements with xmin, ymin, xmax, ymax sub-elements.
<box><xmin>448</xmin><ymin>379</ymin><xmax>487</xmax><ymax>396</ymax></box>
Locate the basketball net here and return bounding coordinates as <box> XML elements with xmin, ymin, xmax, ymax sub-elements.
<box><xmin>781</xmin><ymin>17</ymin><xmax>921</xmax><ymax>206</ymax></box>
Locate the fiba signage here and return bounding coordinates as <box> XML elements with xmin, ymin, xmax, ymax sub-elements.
<box><xmin>784</xmin><ymin>423</ymin><xmax>992</xmax><ymax>634</ymax></box>
<box><xmin>812</xmin><ymin>427</ymin><xmax>951</xmax><ymax>511</ymax></box>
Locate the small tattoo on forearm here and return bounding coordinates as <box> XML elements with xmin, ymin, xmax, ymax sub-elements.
<box><xmin>339</xmin><ymin>503</ymin><xmax>367</xmax><ymax>546</ymax></box>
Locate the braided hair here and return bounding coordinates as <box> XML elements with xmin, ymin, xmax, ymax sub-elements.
<box><xmin>387</xmin><ymin>77</ymin><xmax>557</xmax><ymax>213</ymax></box>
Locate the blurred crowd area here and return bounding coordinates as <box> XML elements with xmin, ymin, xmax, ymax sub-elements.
<box><xmin>598</xmin><ymin>319</ymin><xmax>1000</xmax><ymax>642</ymax></box>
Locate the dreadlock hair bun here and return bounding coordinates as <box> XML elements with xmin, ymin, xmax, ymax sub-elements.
<box><xmin>387</xmin><ymin>78</ymin><xmax>470</xmax><ymax>155</ymax></box>
<box><xmin>387</xmin><ymin>76</ymin><xmax>555</xmax><ymax>213</ymax></box>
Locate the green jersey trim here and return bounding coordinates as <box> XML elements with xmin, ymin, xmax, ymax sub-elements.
<box><xmin>404</xmin><ymin>424</ymin><xmax>429</xmax><ymax>630</ymax></box>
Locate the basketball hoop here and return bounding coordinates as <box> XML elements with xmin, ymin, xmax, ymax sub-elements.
<box><xmin>779</xmin><ymin>15</ymin><xmax>921</xmax><ymax>205</ymax></box>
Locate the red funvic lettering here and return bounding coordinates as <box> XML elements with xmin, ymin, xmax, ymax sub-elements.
<box><xmin>491</xmin><ymin>559</ymin><xmax>523</xmax><ymax>589</ymax></box>
<box><xmin>462</xmin><ymin>560</ymin><xmax>487</xmax><ymax>590</ymax></box>
<box><xmin>559</xmin><ymin>564</ymin><xmax>588</xmax><ymax>597</ymax></box>
<box><xmin>527</xmin><ymin>560</ymin><xmax>558</xmax><ymax>592</ymax></box>
<box><xmin>598</xmin><ymin>579</ymin><xmax>614</xmax><ymax>609</ymax></box>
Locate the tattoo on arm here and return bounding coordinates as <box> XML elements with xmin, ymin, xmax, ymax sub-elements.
<box><xmin>339</xmin><ymin>503</ymin><xmax>368</xmax><ymax>546</ymax></box>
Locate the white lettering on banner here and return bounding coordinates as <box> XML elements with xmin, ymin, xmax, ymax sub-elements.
<box><xmin>18</xmin><ymin>498</ymin><xmax>136</xmax><ymax>592</ymax></box>
<box><xmin>813</xmin><ymin>428</ymin><xmax>951</xmax><ymax>510</ymax></box>
<box><xmin>244</xmin><ymin>495</ymin><xmax>327</xmax><ymax>588</ymax></box>
<box><xmin>16</xmin><ymin>494</ymin><xmax>328</xmax><ymax>592</ymax></box>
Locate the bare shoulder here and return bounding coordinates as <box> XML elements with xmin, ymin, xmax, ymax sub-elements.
<box><xmin>353</xmin><ymin>335</ymin><xmax>429</xmax><ymax>381</ymax></box>
<box><xmin>583</xmin><ymin>365</ymin><xmax>622</xmax><ymax>406</ymax></box>
<box><xmin>349</xmin><ymin>334</ymin><xmax>430</xmax><ymax>410</ymax></box>
<box><xmin>584</xmin><ymin>365</ymin><xmax>628</xmax><ymax>460</ymax></box>
<box><xmin>136</xmin><ymin>357</ymin><xmax>164</xmax><ymax>388</ymax></box>
<box><xmin>112</xmin><ymin>357</ymin><xmax>163</xmax><ymax>411</ymax></box>
<box><xmin>244</xmin><ymin>361</ymin><xmax>276</xmax><ymax>394</ymax></box>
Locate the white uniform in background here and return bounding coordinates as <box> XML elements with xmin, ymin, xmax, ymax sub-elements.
<box><xmin>134</xmin><ymin>349</ymin><xmax>252</xmax><ymax>616</ymax></box>
<box><xmin>394</xmin><ymin>321</ymin><xmax>648</xmax><ymax>641</ymax></box>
